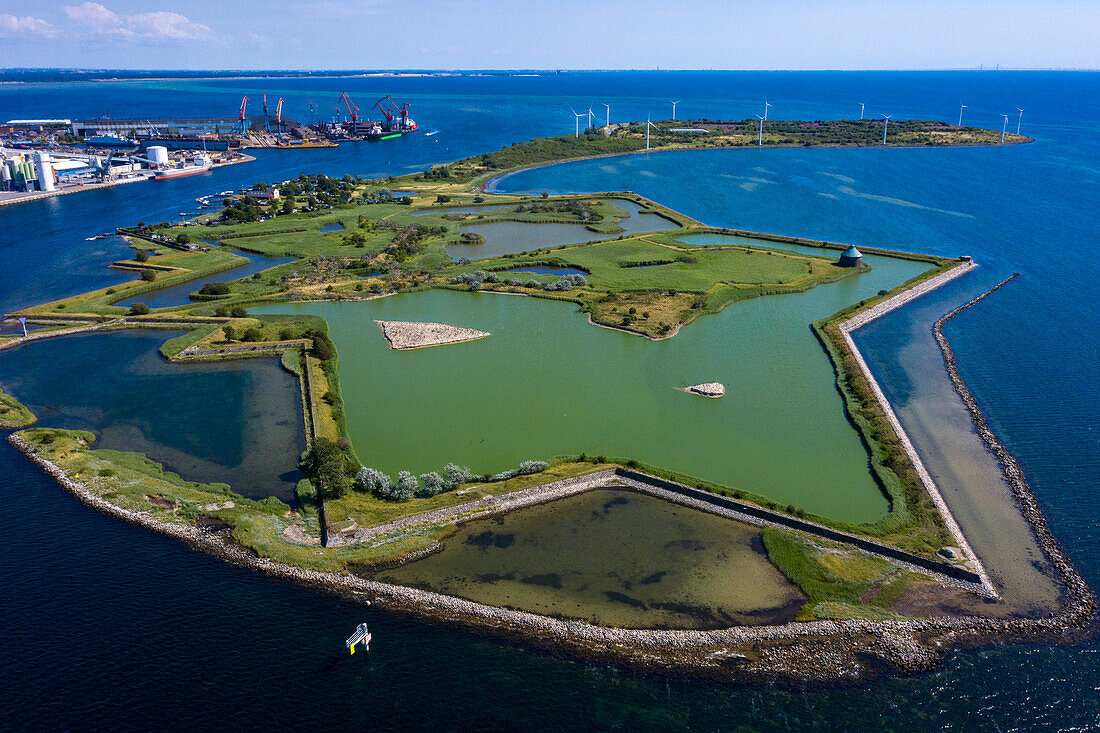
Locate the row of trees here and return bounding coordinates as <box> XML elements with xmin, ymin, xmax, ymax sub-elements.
<box><xmin>354</xmin><ymin>459</ymin><xmax>549</xmax><ymax>502</ymax></box>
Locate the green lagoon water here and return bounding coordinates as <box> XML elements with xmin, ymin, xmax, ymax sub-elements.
<box><xmin>372</xmin><ymin>489</ymin><xmax>805</xmax><ymax>629</ymax></box>
<box><xmin>259</xmin><ymin>248</ymin><xmax>927</xmax><ymax>524</ymax></box>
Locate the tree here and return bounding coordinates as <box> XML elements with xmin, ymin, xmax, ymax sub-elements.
<box><xmin>176</xmin><ymin>232</ymin><xmax>193</xmax><ymax>245</ymax></box>
<box><xmin>140</xmin><ymin>270</ymin><xmax>157</xmax><ymax>282</ymax></box>
<box><xmin>355</xmin><ymin>466</ymin><xmax>392</xmax><ymax>495</ymax></box>
<box><xmin>241</xmin><ymin>326</ymin><xmax>263</xmax><ymax>342</ymax></box>
<box><xmin>419</xmin><ymin>471</ymin><xmax>446</xmax><ymax>497</ymax></box>
<box><xmin>128</xmin><ymin>303</ymin><xmax>150</xmax><ymax>315</ymax></box>
<box><xmin>222</xmin><ymin>325</ymin><xmax>238</xmax><ymax>341</ymax></box>
<box><xmin>300</xmin><ymin>438</ymin><xmax>351</xmax><ymax>499</ymax></box>
<box><xmin>312</xmin><ymin>333</ymin><xmax>336</xmax><ymax>360</ymax></box>
<box><xmin>200</xmin><ymin>282</ymin><xmax>230</xmax><ymax>295</ymax></box>
<box><xmin>393</xmin><ymin>471</ymin><xmax>418</xmax><ymax>500</ymax></box>
<box><xmin>134</xmin><ymin>250</ymin><xmax>150</xmax><ymax>263</ymax></box>
<box><xmin>230</xmin><ymin>305</ymin><xmax>247</xmax><ymax>318</ymax></box>
<box><xmin>281</xmin><ymin>198</ymin><xmax>295</xmax><ymax>215</ymax></box>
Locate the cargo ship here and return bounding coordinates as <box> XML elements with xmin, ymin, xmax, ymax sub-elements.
<box><xmin>154</xmin><ymin>153</ymin><xmax>212</xmax><ymax>180</ymax></box>
<box><xmin>82</xmin><ymin>134</ymin><xmax>139</xmax><ymax>149</ymax></box>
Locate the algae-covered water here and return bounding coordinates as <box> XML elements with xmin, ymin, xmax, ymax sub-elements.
<box><xmin>446</xmin><ymin>199</ymin><xmax>680</xmax><ymax>260</ymax></box>
<box><xmin>373</xmin><ymin>489</ymin><xmax>805</xmax><ymax>629</ymax></box>
<box><xmin>258</xmin><ymin>247</ymin><xmax>927</xmax><ymax>524</ymax></box>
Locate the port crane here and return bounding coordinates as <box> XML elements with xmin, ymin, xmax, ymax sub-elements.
<box><xmin>374</xmin><ymin>96</ymin><xmax>398</xmax><ymax>125</ymax></box>
<box><xmin>274</xmin><ymin>97</ymin><xmax>284</xmax><ymax>143</ymax></box>
<box><xmin>262</xmin><ymin>92</ymin><xmax>270</xmax><ymax>134</ymax></box>
<box><xmin>340</xmin><ymin>91</ymin><xmax>360</xmax><ymax>124</ymax></box>
<box><xmin>235</xmin><ymin>96</ymin><xmax>249</xmax><ymax>135</ymax></box>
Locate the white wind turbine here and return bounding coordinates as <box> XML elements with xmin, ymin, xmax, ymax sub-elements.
<box><xmin>859</xmin><ymin>102</ymin><xmax>865</xmax><ymax>120</ymax></box>
<box><xmin>570</xmin><ymin>108</ymin><xmax>585</xmax><ymax>137</ymax></box>
<box><xmin>602</xmin><ymin>103</ymin><xmax>610</xmax><ymax>128</ymax></box>
<box><xmin>1000</xmin><ymin>114</ymin><xmax>1009</xmax><ymax>143</ymax></box>
<box><xmin>754</xmin><ymin>114</ymin><xmax>765</xmax><ymax>146</ymax></box>
<box><xmin>645</xmin><ymin>114</ymin><xmax>659</xmax><ymax>150</ymax></box>
<box><xmin>958</xmin><ymin>103</ymin><xmax>967</xmax><ymax>127</ymax></box>
<box><xmin>587</xmin><ymin>107</ymin><xmax>595</xmax><ymax>130</ymax></box>
<box><xmin>1016</xmin><ymin>108</ymin><xmax>1024</xmax><ymax>135</ymax></box>
<box><xmin>763</xmin><ymin>99</ymin><xmax>772</xmax><ymax>120</ymax></box>
<box><xmin>881</xmin><ymin>114</ymin><xmax>892</xmax><ymax>145</ymax></box>
<box><xmin>669</xmin><ymin>99</ymin><xmax>680</xmax><ymax>120</ymax></box>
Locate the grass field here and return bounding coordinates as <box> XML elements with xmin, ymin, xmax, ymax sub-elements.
<box><xmin>0</xmin><ymin>388</ymin><xmax>36</xmax><ymax>428</ymax></box>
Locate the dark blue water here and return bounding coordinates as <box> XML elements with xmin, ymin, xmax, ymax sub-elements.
<box><xmin>116</xmin><ymin>250</ymin><xmax>296</xmax><ymax>309</ymax></box>
<box><xmin>1</xmin><ymin>71</ymin><xmax>1097</xmax><ymax>730</ymax></box>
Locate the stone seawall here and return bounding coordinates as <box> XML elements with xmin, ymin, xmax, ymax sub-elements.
<box><xmin>932</xmin><ymin>274</ymin><xmax>1096</xmax><ymax>628</ymax></box>
<box><xmin>9</xmin><ymin>431</ymin><xmax>1094</xmax><ymax>682</ymax></box>
<box><xmin>837</xmin><ymin>260</ymin><xmax>995</xmax><ymax>594</ymax></box>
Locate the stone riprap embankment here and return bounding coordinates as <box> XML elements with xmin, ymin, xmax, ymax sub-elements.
<box><xmin>932</xmin><ymin>274</ymin><xmax>1095</xmax><ymax>629</ymax></box>
<box><xmin>327</xmin><ymin>469</ymin><xmax>618</xmax><ymax>547</ymax></box>
<box><xmin>11</xmin><ymin>431</ymin><xmax>1094</xmax><ymax>682</ymax></box>
<box><xmin>326</xmin><ymin>466</ymin><xmax>985</xmax><ymax>593</ymax></box>
<box><xmin>375</xmin><ymin>320</ymin><xmax>490</xmax><ymax>350</ymax></box>
<box><xmin>836</xmin><ymin>260</ymin><xmax>996</xmax><ymax>595</ymax></box>
<box><xmin>680</xmin><ymin>382</ymin><xmax>725</xmax><ymax>398</ymax></box>
<box><xmin>0</xmin><ymin>318</ymin><xmax>125</xmax><ymax>352</ymax></box>
<box><xmin>177</xmin><ymin>338</ymin><xmax>308</xmax><ymax>360</ymax></box>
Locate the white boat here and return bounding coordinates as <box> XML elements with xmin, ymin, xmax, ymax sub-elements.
<box><xmin>345</xmin><ymin>623</ymin><xmax>371</xmax><ymax>655</ymax></box>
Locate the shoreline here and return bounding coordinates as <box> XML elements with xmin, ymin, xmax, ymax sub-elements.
<box><xmin>8</xmin><ymin>424</ymin><xmax>1092</xmax><ymax>682</ymax></box>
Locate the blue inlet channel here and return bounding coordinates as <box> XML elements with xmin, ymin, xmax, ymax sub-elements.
<box><xmin>0</xmin><ymin>72</ymin><xmax>1097</xmax><ymax>729</ymax></box>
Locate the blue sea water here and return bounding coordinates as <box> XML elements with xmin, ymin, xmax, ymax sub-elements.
<box><xmin>0</xmin><ymin>71</ymin><xmax>1097</xmax><ymax>730</ymax></box>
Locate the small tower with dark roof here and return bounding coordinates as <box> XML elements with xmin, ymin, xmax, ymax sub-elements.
<box><xmin>838</xmin><ymin>244</ymin><xmax>863</xmax><ymax>267</ymax></box>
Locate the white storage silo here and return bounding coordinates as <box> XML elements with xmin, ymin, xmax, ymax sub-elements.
<box><xmin>147</xmin><ymin>146</ymin><xmax>169</xmax><ymax>167</ymax></box>
<box><xmin>34</xmin><ymin>153</ymin><xmax>56</xmax><ymax>191</ymax></box>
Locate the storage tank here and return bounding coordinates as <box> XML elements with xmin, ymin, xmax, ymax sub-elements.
<box><xmin>147</xmin><ymin>145</ymin><xmax>169</xmax><ymax>167</ymax></box>
<box><xmin>34</xmin><ymin>153</ymin><xmax>55</xmax><ymax>191</ymax></box>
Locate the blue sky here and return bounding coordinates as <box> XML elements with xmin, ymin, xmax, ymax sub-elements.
<box><xmin>0</xmin><ymin>0</ymin><xmax>1095</xmax><ymax>70</ymax></box>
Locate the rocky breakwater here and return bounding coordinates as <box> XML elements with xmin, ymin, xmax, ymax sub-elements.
<box><xmin>837</xmin><ymin>259</ymin><xmax>995</xmax><ymax>595</ymax></box>
<box><xmin>375</xmin><ymin>320</ymin><xmax>490</xmax><ymax>350</ymax></box>
<box><xmin>933</xmin><ymin>274</ymin><xmax>1096</xmax><ymax>629</ymax></box>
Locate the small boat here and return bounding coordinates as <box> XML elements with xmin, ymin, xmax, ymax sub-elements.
<box><xmin>345</xmin><ymin>623</ymin><xmax>371</xmax><ymax>655</ymax></box>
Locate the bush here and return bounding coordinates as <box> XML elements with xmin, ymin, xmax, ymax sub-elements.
<box><xmin>517</xmin><ymin>460</ymin><xmax>548</xmax><ymax>474</ymax></box>
<box><xmin>241</xmin><ymin>327</ymin><xmax>264</xmax><ymax>342</ymax></box>
<box><xmin>223</xmin><ymin>325</ymin><xmax>237</xmax><ymax>341</ymax></box>
<box><xmin>200</xmin><ymin>282</ymin><xmax>230</xmax><ymax>295</ymax></box>
<box><xmin>435</xmin><ymin>195</ymin><xmax>451</xmax><ymax>203</ymax></box>
<box><xmin>140</xmin><ymin>270</ymin><xmax>157</xmax><ymax>282</ymax></box>
<box><xmin>312</xmin><ymin>333</ymin><xmax>336</xmax><ymax>360</ymax></box>
<box><xmin>419</xmin><ymin>471</ymin><xmax>446</xmax><ymax>497</ymax></box>
<box><xmin>135</xmin><ymin>250</ymin><xmax>150</xmax><ymax>262</ymax></box>
<box><xmin>393</xmin><ymin>471</ymin><xmax>419</xmax><ymax>500</ymax></box>
<box><xmin>443</xmin><ymin>463</ymin><xmax>476</xmax><ymax>488</ymax></box>
<box><xmin>355</xmin><ymin>466</ymin><xmax>392</xmax><ymax>495</ymax></box>
<box><xmin>128</xmin><ymin>303</ymin><xmax>150</xmax><ymax>315</ymax></box>
<box><xmin>230</xmin><ymin>305</ymin><xmax>247</xmax><ymax>318</ymax></box>
<box><xmin>214</xmin><ymin>306</ymin><xmax>229</xmax><ymax>317</ymax></box>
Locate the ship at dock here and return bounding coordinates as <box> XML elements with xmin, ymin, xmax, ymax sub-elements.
<box><xmin>154</xmin><ymin>153</ymin><xmax>212</xmax><ymax>180</ymax></box>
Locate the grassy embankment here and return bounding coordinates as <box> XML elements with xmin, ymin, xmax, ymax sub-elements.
<box><xmin>0</xmin><ymin>388</ymin><xmax>36</xmax><ymax>428</ymax></box>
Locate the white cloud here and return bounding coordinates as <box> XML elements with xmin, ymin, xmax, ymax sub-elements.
<box><xmin>64</xmin><ymin>2</ymin><xmax>212</xmax><ymax>41</ymax></box>
<box><xmin>0</xmin><ymin>14</ymin><xmax>57</xmax><ymax>37</ymax></box>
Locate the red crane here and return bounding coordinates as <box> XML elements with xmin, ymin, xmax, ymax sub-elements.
<box><xmin>374</xmin><ymin>96</ymin><xmax>397</xmax><ymax>123</ymax></box>
<box><xmin>340</xmin><ymin>91</ymin><xmax>359</xmax><ymax>123</ymax></box>
<box><xmin>236</xmin><ymin>96</ymin><xmax>249</xmax><ymax>134</ymax></box>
